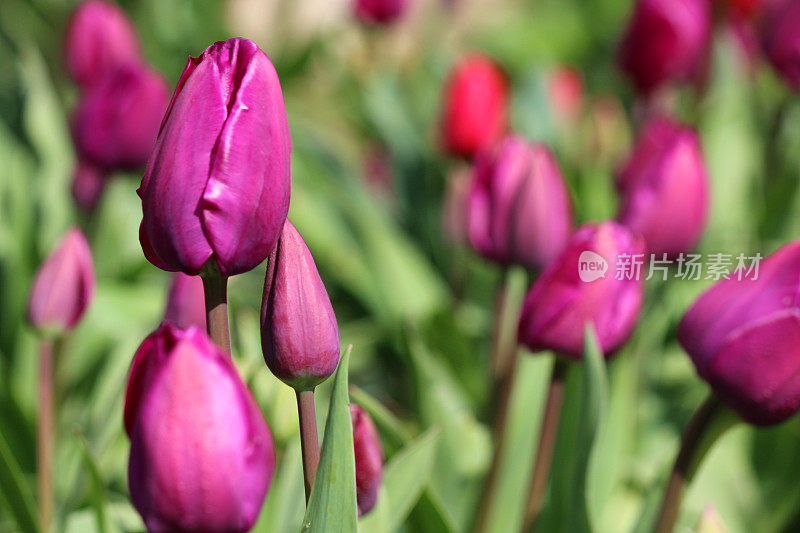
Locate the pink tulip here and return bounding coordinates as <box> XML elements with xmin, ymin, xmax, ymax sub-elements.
<box><xmin>468</xmin><ymin>136</ymin><xmax>573</xmax><ymax>271</ymax></box>
<box><xmin>678</xmin><ymin>240</ymin><xmax>800</xmax><ymax>425</ymax></box>
<box><xmin>351</xmin><ymin>405</ymin><xmax>384</xmax><ymax>516</ymax></box>
<box><xmin>163</xmin><ymin>273</ymin><xmax>206</xmax><ymax>330</ymax></box>
<box><xmin>28</xmin><ymin>228</ymin><xmax>96</xmax><ymax>333</ymax></box>
<box><xmin>762</xmin><ymin>0</ymin><xmax>800</xmax><ymax>90</ymax></box>
<box><xmin>71</xmin><ymin>161</ymin><xmax>107</xmax><ymax>212</ymax></box>
<box><xmin>125</xmin><ymin>324</ymin><xmax>274</xmax><ymax>532</ymax></box>
<box><xmin>354</xmin><ymin>0</ymin><xmax>409</xmax><ymax>24</ymax></box>
<box><xmin>139</xmin><ymin>38</ymin><xmax>291</xmax><ymax>277</ymax></box>
<box><xmin>518</xmin><ymin>222</ymin><xmax>645</xmax><ymax>358</ymax></box>
<box><xmin>616</xmin><ymin>115</ymin><xmax>709</xmax><ymax>258</ymax></box>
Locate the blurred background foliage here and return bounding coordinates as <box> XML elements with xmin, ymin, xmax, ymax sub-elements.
<box><xmin>2</xmin><ymin>0</ymin><xmax>800</xmax><ymax>532</ymax></box>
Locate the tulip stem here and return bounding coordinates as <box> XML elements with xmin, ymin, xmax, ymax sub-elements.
<box><xmin>37</xmin><ymin>338</ymin><xmax>55</xmax><ymax>533</ymax></box>
<box><xmin>655</xmin><ymin>395</ymin><xmax>736</xmax><ymax>533</ymax></box>
<box><xmin>202</xmin><ymin>272</ymin><xmax>231</xmax><ymax>355</ymax></box>
<box><xmin>489</xmin><ymin>267</ymin><xmax>527</xmax><ymax>380</ymax></box>
<box><xmin>296</xmin><ymin>389</ymin><xmax>320</xmax><ymax>503</ymax></box>
<box><xmin>523</xmin><ymin>357</ymin><xmax>569</xmax><ymax>531</ymax></box>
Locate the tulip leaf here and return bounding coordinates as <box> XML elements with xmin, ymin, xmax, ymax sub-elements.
<box><xmin>73</xmin><ymin>429</ymin><xmax>112</xmax><ymax>533</ymax></box>
<box><xmin>359</xmin><ymin>426</ymin><xmax>441</xmax><ymax>533</ymax></box>
<box><xmin>0</xmin><ymin>428</ymin><xmax>39</xmax><ymax>533</ymax></box>
<box><xmin>302</xmin><ymin>345</ymin><xmax>357</xmax><ymax>532</ymax></box>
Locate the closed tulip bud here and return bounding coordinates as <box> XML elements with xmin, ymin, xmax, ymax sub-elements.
<box><xmin>261</xmin><ymin>221</ymin><xmax>339</xmax><ymax>391</ymax></box>
<box><xmin>71</xmin><ymin>63</ymin><xmax>170</xmax><ymax>172</ymax></box>
<box><xmin>28</xmin><ymin>228</ymin><xmax>96</xmax><ymax>333</ymax></box>
<box><xmin>64</xmin><ymin>0</ymin><xmax>142</xmax><ymax>88</ymax></box>
<box><xmin>762</xmin><ymin>0</ymin><xmax>800</xmax><ymax>90</ymax></box>
<box><xmin>350</xmin><ymin>405</ymin><xmax>383</xmax><ymax>516</ymax></box>
<box><xmin>163</xmin><ymin>273</ymin><xmax>206</xmax><ymax>330</ymax></box>
<box><xmin>138</xmin><ymin>38</ymin><xmax>291</xmax><ymax>277</ymax></box>
<box><xmin>678</xmin><ymin>240</ymin><xmax>800</xmax><ymax>425</ymax></box>
<box><xmin>518</xmin><ymin>222</ymin><xmax>645</xmax><ymax>358</ymax></box>
<box><xmin>71</xmin><ymin>160</ymin><xmax>107</xmax><ymax>212</ymax></box>
<box><xmin>467</xmin><ymin>136</ymin><xmax>573</xmax><ymax>271</ymax></box>
<box><xmin>618</xmin><ymin>0</ymin><xmax>711</xmax><ymax>95</ymax></box>
<box><xmin>125</xmin><ymin>324</ymin><xmax>274</xmax><ymax>532</ymax></box>
<box><xmin>354</xmin><ymin>0</ymin><xmax>408</xmax><ymax>24</ymax></box>
<box><xmin>441</xmin><ymin>54</ymin><xmax>508</xmax><ymax>159</ymax></box>
<box><xmin>616</xmin><ymin>116</ymin><xmax>709</xmax><ymax>258</ymax></box>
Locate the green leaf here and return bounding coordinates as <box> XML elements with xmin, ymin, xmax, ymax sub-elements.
<box><xmin>302</xmin><ymin>346</ymin><xmax>357</xmax><ymax>532</ymax></box>
<box><xmin>0</xmin><ymin>428</ymin><xmax>39</xmax><ymax>533</ymax></box>
<box><xmin>360</xmin><ymin>427</ymin><xmax>441</xmax><ymax>533</ymax></box>
<box><xmin>72</xmin><ymin>429</ymin><xmax>112</xmax><ymax>533</ymax></box>
<box><xmin>349</xmin><ymin>385</ymin><xmax>415</xmax><ymax>454</ymax></box>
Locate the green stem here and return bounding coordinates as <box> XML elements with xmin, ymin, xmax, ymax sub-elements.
<box><xmin>201</xmin><ymin>270</ymin><xmax>231</xmax><ymax>355</ymax></box>
<box><xmin>297</xmin><ymin>389</ymin><xmax>320</xmax><ymax>503</ymax></box>
<box><xmin>37</xmin><ymin>338</ymin><xmax>54</xmax><ymax>533</ymax></box>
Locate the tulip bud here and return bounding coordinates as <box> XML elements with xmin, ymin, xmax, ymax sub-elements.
<box><xmin>71</xmin><ymin>160</ymin><xmax>107</xmax><ymax>212</ymax></box>
<box><xmin>350</xmin><ymin>405</ymin><xmax>384</xmax><ymax>516</ymax></box>
<box><xmin>163</xmin><ymin>273</ymin><xmax>206</xmax><ymax>330</ymax></box>
<box><xmin>616</xmin><ymin>116</ymin><xmax>709</xmax><ymax>258</ymax></box>
<box><xmin>678</xmin><ymin>240</ymin><xmax>800</xmax><ymax>425</ymax></box>
<box><xmin>28</xmin><ymin>228</ymin><xmax>96</xmax><ymax>333</ymax></box>
<box><xmin>467</xmin><ymin>136</ymin><xmax>573</xmax><ymax>271</ymax></box>
<box><xmin>64</xmin><ymin>0</ymin><xmax>142</xmax><ymax>88</ymax></box>
<box><xmin>125</xmin><ymin>324</ymin><xmax>274</xmax><ymax>532</ymax></box>
<box><xmin>762</xmin><ymin>0</ymin><xmax>800</xmax><ymax>90</ymax></box>
<box><xmin>138</xmin><ymin>38</ymin><xmax>291</xmax><ymax>277</ymax></box>
<box><xmin>441</xmin><ymin>54</ymin><xmax>508</xmax><ymax>159</ymax></box>
<box><xmin>261</xmin><ymin>221</ymin><xmax>340</xmax><ymax>391</ymax></box>
<box><xmin>354</xmin><ymin>0</ymin><xmax>409</xmax><ymax>24</ymax></box>
<box><xmin>618</xmin><ymin>0</ymin><xmax>711</xmax><ymax>95</ymax></box>
<box><xmin>518</xmin><ymin>222</ymin><xmax>645</xmax><ymax>358</ymax></box>
<box><xmin>71</xmin><ymin>63</ymin><xmax>170</xmax><ymax>172</ymax></box>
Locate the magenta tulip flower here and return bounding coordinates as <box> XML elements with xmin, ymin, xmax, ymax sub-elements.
<box><xmin>518</xmin><ymin>221</ymin><xmax>645</xmax><ymax>358</ymax></box>
<box><xmin>71</xmin><ymin>63</ymin><xmax>170</xmax><ymax>172</ymax></box>
<box><xmin>139</xmin><ymin>38</ymin><xmax>291</xmax><ymax>277</ymax></box>
<box><xmin>616</xmin><ymin>115</ymin><xmax>709</xmax><ymax>258</ymax></box>
<box><xmin>163</xmin><ymin>273</ymin><xmax>206</xmax><ymax>330</ymax></box>
<box><xmin>441</xmin><ymin>54</ymin><xmax>508</xmax><ymax>159</ymax></box>
<box><xmin>351</xmin><ymin>405</ymin><xmax>384</xmax><ymax>516</ymax></box>
<box><xmin>71</xmin><ymin>161</ymin><xmax>107</xmax><ymax>212</ymax></box>
<box><xmin>762</xmin><ymin>0</ymin><xmax>800</xmax><ymax>90</ymax></box>
<box><xmin>678</xmin><ymin>240</ymin><xmax>800</xmax><ymax>425</ymax></box>
<box><xmin>28</xmin><ymin>228</ymin><xmax>96</xmax><ymax>333</ymax></box>
<box><xmin>354</xmin><ymin>0</ymin><xmax>409</xmax><ymax>24</ymax></box>
<box><xmin>125</xmin><ymin>324</ymin><xmax>274</xmax><ymax>532</ymax></box>
<box><xmin>618</xmin><ymin>0</ymin><xmax>711</xmax><ymax>95</ymax></box>
<box><xmin>261</xmin><ymin>221</ymin><xmax>340</xmax><ymax>391</ymax></box>
<box><xmin>468</xmin><ymin>136</ymin><xmax>573</xmax><ymax>271</ymax></box>
<box><xmin>64</xmin><ymin>0</ymin><xmax>142</xmax><ymax>88</ymax></box>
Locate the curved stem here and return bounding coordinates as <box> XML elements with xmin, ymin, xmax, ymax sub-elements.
<box><xmin>523</xmin><ymin>358</ymin><xmax>569</xmax><ymax>531</ymax></box>
<box><xmin>201</xmin><ymin>272</ymin><xmax>231</xmax><ymax>355</ymax></box>
<box><xmin>655</xmin><ymin>395</ymin><xmax>736</xmax><ymax>533</ymax></box>
<box><xmin>38</xmin><ymin>338</ymin><xmax>54</xmax><ymax>533</ymax></box>
<box><xmin>296</xmin><ymin>389</ymin><xmax>320</xmax><ymax>503</ymax></box>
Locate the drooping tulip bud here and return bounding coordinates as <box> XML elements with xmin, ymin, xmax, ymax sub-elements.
<box><xmin>678</xmin><ymin>240</ymin><xmax>800</xmax><ymax>425</ymax></box>
<box><xmin>618</xmin><ymin>0</ymin><xmax>711</xmax><ymax>95</ymax></box>
<box><xmin>64</xmin><ymin>0</ymin><xmax>142</xmax><ymax>88</ymax></box>
<box><xmin>761</xmin><ymin>0</ymin><xmax>800</xmax><ymax>90</ymax></box>
<box><xmin>71</xmin><ymin>160</ymin><xmax>108</xmax><ymax>212</ymax></box>
<box><xmin>163</xmin><ymin>273</ymin><xmax>206</xmax><ymax>330</ymax></box>
<box><xmin>261</xmin><ymin>221</ymin><xmax>340</xmax><ymax>391</ymax></box>
<box><xmin>441</xmin><ymin>54</ymin><xmax>508</xmax><ymax>159</ymax></box>
<box><xmin>350</xmin><ymin>405</ymin><xmax>384</xmax><ymax>516</ymax></box>
<box><xmin>354</xmin><ymin>0</ymin><xmax>409</xmax><ymax>24</ymax></box>
<box><xmin>71</xmin><ymin>63</ymin><xmax>170</xmax><ymax>172</ymax></box>
<box><xmin>125</xmin><ymin>324</ymin><xmax>274</xmax><ymax>532</ymax></box>
<box><xmin>467</xmin><ymin>136</ymin><xmax>573</xmax><ymax>271</ymax></box>
<box><xmin>138</xmin><ymin>38</ymin><xmax>291</xmax><ymax>277</ymax></box>
<box><xmin>28</xmin><ymin>228</ymin><xmax>96</xmax><ymax>334</ymax></box>
<box><xmin>518</xmin><ymin>221</ymin><xmax>645</xmax><ymax>358</ymax></box>
<box><xmin>616</xmin><ymin>115</ymin><xmax>709</xmax><ymax>258</ymax></box>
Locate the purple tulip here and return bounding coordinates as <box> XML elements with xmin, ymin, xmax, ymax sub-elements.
<box><xmin>71</xmin><ymin>63</ymin><xmax>170</xmax><ymax>172</ymax></box>
<box><xmin>351</xmin><ymin>405</ymin><xmax>384</xmax><ymax>516</ymax></box>
<box><xmin>468</xmin><ymin>136</ymin><xmax>573</xmax><ymax>271</ymax></box>
<box><xmin>518</xmin><ymin>222</ymin><xmax>645</xmax><ymax>358</ymax></box>
<box><xmin>261</xmin><ymin>221</ymin><xmax>340</xmax><ymax>391</ymax></box>
<box><xmin>138</xmin><ymin>38</ymin><xmax>291</xmax><ymax>277</ymax></box>
<box><xmin>762</xmin><ymin>0</ymin><xmax>800</xmax><ymax>90</ymax></box>
<box><xmin>71</xmin><ymin>160</ymin><xmax>107</xmax><ymax>212</ymax></box>
<box><xmin>125</xmin><ymin>324</ymin><xmax>274</xmax><ymax>532</ymax></box>
<box><xmin>64</xmin><ymin>0</ymin><xmax>142</xmax><ymax>88</ymax></box>
<box><xmin>28</xmin><ymin>228</ymin><xmax>96</xmax><ymax>333</ymax></box>
<box><xmin>678</xmin><ymin>240</ymin><xmax>800</xmax><ymax>425</ymax></box>
<box><xmin>618</xmin><ymin>0</ymin><xmax>711</xmax><ymax>95</ymax></box>
<box><xmin>354</xmin><ymin>0</ymin><xmax>409</xmax><ymax>24</ymax></box>
<box><xmin>164</xmin><ymin>273</ymin><xmax>206</xmax><ymax>330</ymax></box>
<box><xmin>616</xmin><ymin>115</ymin><xmax>709</xmax><ymax>258</ymax></box>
